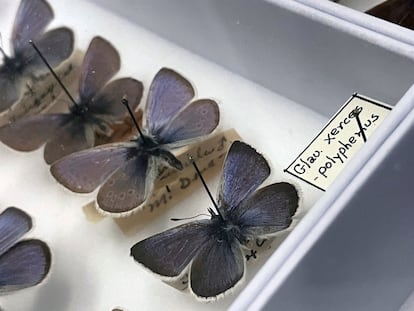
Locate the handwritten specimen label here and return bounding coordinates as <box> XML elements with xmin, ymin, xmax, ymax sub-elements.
<box><xmin>285</xmin><ymin>93</ymin><xmax>391</xmax><ymax>191</ymax></box>
<box><xmin>0</xmin><ymin>50</ymin><xmax>83</xmax><ymax>126</ymax></box>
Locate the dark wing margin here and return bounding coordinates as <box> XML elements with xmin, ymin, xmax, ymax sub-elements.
<box><xmin>89</xmin><ymin>78</ymin><xmax>143</xmax><ymax>121</ymax></box>
<box><xmin>79</xmin><ymin>36</ymin><xmax>121</xmax><ymax>103</ymax></box>
<box><xmin>366</xmin><ymin>0</ymin><xmax>414</xmax><ymax>26</ymax></box>
<box><xmin>233</xmin><ymin>183</ymin><xmax>299</xmax><ymax>238</ymax></box>
<box><xmin>146</xmin><ymin>68</ymin><xmax>194</xmax><ymax>136</ymax></box>
<box><xmin>217</xmin><ymin>141</ymin><xmax>270</xmax><ymax>215</ymax></box>
<box><xmin>50</xmin><ymin>143</ymin><xmax>132</xmax><ymax>193</ymax></box>
<box><xmin>0</xmin><ymin>240</ymin><xmax>51</xmax><ymax>293</ymax></box>
<box><xmin>96</xmin><ymin>155</ymin><xmax>150</xmax><ymax>215</ymax></box>
<box><xmin>190</xmin><ymin>237</ymin><xmax>244</xmax><ymax>300</ymax></box>
<box><xmin>0</xmin><ymin>207</ymin><xmax>32</xmax><ymax>256</ymax></box>
<box><xmin>158</xmin><ymin>99</ymin><xmax>219</xmax><ymax>145</ymax></box>
<box><xmin>12</xmin><ymin>0</ymin><xmax>54</xmax><ymax>54</ymax></box>
<box><xmin>0</xmin><ymin>113</ymin><xmax>71</xmax><ymax>152</ymax></box>
<box><xmin>130</xmin><ymin>221</ymin><xmax>211</xmax><ymax>278</ymax></box>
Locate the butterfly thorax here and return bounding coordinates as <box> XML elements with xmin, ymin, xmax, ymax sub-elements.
<box><xmin>129</xmin><ymin>135</ymin><xmax>183</xmax><ymax>170</ymax></box>
<box><xmin>69</xmin><ymin>102</ymin><xmax>111</xmax><ymax>136</ymax></box>
<box><xmin>210</xmin><ymin>214</ymin><xmax>248</xmax><ymax>246</ymax></box>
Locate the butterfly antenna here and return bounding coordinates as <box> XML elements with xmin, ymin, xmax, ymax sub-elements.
<box><xmin>170</xmin><ymin>213</ymin><xmax>210</xmax><ymax>221</ymax></box>
<box><xmin>122</xmin><ymin>97</ymin><xmax>147</xmax><ymax>144</ymax></box>
<box><xmin>29</xmin><ymin>40</ymin><xmax>78</xmax><ymax>107</ymax></box>
<box><xmin>189</xmin><ymin>155</ymin><xmax>224</xmax><ymax>220</ymax></box>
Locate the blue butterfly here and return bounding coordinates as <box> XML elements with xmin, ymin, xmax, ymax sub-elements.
<box><xmin>0</xmin><ymin>207</ymin><xmax>51</xmax><ymax>293</ymax></box>
<box><xmin>0</xmin><ymin>36</ymin><xmax>143</xmax><ymax>164</ymax></box>
<box><xmin>50</xmin><ymin>68</ymin><xmax>220</xmax><ymax>216</ymax></box>
<box><xmin>130</xmin><ymin>141</ymin><xmax>299</xmax><ymax>300</ymax></box>
<box><xmin>0</xmin><ymin>0</ymin><xmax>74</xmax><ymax>112</ymax></box>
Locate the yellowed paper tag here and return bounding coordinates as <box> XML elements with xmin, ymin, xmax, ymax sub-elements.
<box><xmin>82</xmin><ymin>129</ymin><xmax>241</xmax><ymax>233</ymax></box>
<box><xmin>0</xmin><ymin>49</ymin><xmax>83</xmax><ymax>126</ymax></box>
<box><xmin>285</xmin><ymin>93</ymin><xmax>392</xmax><ymax>191</ymax></box>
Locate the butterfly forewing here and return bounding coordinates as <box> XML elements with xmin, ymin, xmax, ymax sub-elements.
<box><xmin>130</xmin><ymin>221</ymin><xmax>211</xmax><ymax>278</ymax></box>
<box><xmin>158</xmin><ymin>99</ymin><xmax>219</xmax><ymax>145</ymax></box>
<box><xmin>0</xmin><ymin>208</ymin><xmax>32</xmax><ymax>256</ymax></box>
<box><xmin>146</xmin><ymin>68</ymin><xmax>194</xmax><ymax>136</ymax></box>
<box><xmin>50</xmin><ymin>143</ymin><xmax>133</xmax><ymax>193</ymax></box>
<box><xmin>89</xmin><ymin>78</ymin><xmax>143</xmax><ymax>121</ymax></box>
<box><xmin>12</xmin><ymin>0</ymin><xmax>53</xmax><ymax>54</ymax></box>
<box><xmin>190</xmin><ymin>237</ymin><xmax>244</xmax><ymax>299</ymax></box>
<box><xmin>0</xmin><ymin>240</ymin><xmax>51</xmax><ymax>293</ymax></box>
<box><xmin>218</xmin><ymin>141</ymin><xmax>270</xmax><ymax>215</ymax></box>
<box><xmin>233</xmin><ymin>183</ymin><xmax>299</xmax><ymax>238</ymax></box>
<box><xmin>0</xmin><ymin>113</ymin><xmax>71</xmax><ymax>152</ymax></box>
<box><xmin>79</xmin><ymin>37</ymin><xmax>121</xmax><ymax>103</ymax></box>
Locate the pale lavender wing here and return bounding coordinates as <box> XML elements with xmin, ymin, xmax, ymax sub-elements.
<box><xmin>0</xmin><ymin>240</ymin><xmax>51</xmax><ymax>293</ymax></box>
<box><xmin>0</xmin><ymin>113</ymin><xmax>71</xmax><ymax>151</ymax></box>
<box><xmin>43</xmin><ymin>119</ymin><xmax>95</xmax><ymax>164</ymax></box>
<box><xmin>22</xmin><ymin>27</ymin><xmax>74</xmax><ymax>73</ymax></box>
<box><xmin>157</xmin><ymin>99</ymin><xmax>219</xmax><ymax>145</ymax></box>
<box><xmin>96</xmin><ymin>155</ymin><xmax>150</xmax><ymax>214</ymax></box>
<box><xmin>190</xmin><ymin>234</ymin><xmax>244</xmax><ymax>299</ymax></box>
<box><xmin>89</xmin><ymin>78</ymin><xmax>143</xmax><ymax>121</ymax></box>
<box><xmin>50</xmin><ymin>143</ymin><xmax>133</xmax><ymax>193</ymax></box>
<box><xmin>217</xmin><ymin>141</ymin><xmax>270</xmax><ymax>215</ymax></box>
<box><xmin>130</xmin><ymin>220</ymin><xmax>211</xmax><ymax>278</ymax></box>
<box><xmin>12</xmin><ymin>0</ymin><xmax>53</xmax><ymax>54</ymax></box>
<box><xmin>0</xmin><ymin>71</ymin><xmax>20</xmax><ymax>112</ymax></box>
<box><xmin>79</xmin><ymin>37</ymin><xmax>120</xmax><ymax>103</ymax></box>
<box><xmin>232</xmin><ymin>183</ymin><xmax>299</xmax><ymax>239</ymax></box>
<box><xmin>146</xmin><ymin>68</ymin><xmax>194</xmax><ymax>136</ymax></box>
<box><xmin>0</xmin><ymin>207</ymin><xmax>32</xmax><ymax>257</ymax></box>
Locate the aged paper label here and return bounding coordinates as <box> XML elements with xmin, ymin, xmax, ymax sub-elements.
<box><xmin>285</xmin><ymin>93</ymin><xmax>392</xmax><ymax>191</ymax></box>
<box><xmin>0</xmin><ymin>49</ymin><xmax>83</xmax><ymax>126</ymax></box>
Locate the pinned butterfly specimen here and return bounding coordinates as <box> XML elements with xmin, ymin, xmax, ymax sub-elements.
<box><xmin>51</xmin><ymin>67</ymin><xmax>220</xmax><ymax>216</ymax></box>
<box><xmin>130</xmin><ymin>141</ymin><xmax>299</xmax><ymax>300</ymax></box>
<box><xmin>366</xmin><ymin>0</ymin><xmax>414</xmax><ymax>29</ymax></box>
<box><xmin>0</xmin><ymin>207</ymin><xmax>51</xmax><ymax>293</ymax></box>
<box><xmin>0</xmin><ymin>36</ymin><xmax>143</xmax><ymax>164</ymax></box>
<box><xmin>0</xmin><ymin>0</ymin><xmax>74</xmax><ymax>112</ymax></box>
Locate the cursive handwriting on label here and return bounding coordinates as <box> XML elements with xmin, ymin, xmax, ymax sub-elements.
<box><xmin>286</xmin><ymin>94</ymin><xmax>391</xmax><ymax>191</ymax></box>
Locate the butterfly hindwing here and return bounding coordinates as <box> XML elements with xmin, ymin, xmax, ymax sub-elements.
<box><xmin>218</xmin><ymin>141</ymin><xmax>270</xmax><ymax>215</ymax></box>
<box><xmin>158</xmin><ymin>99</ymin><xmax>220</xmax><ymax>145</ymax></box>
<box><xmin>79</xmin><ymin>37</ymin><xmax>120</xmax><ymax>103</ymax></box>
<box><xmin>190</xmin><ymin>236</ymin><xmax>244</xmax><ymax>300</ymax></box>
<box><xmin>232</xmin><ymin>183</ymin><xmax>299</xmax><ymax>238</ymax></box>
<box><xmin>97</xmin><ymin>155</ymin><xmax>151</xmax><ymax>215</ymax></box>
<box><xmin>50</xmin><ymin>143</ymin><xmax>133</xmax><ymax>193</ymax></box>
<box><xmin>130</xmin><ymin>221</ymin><xmax>211</xmax><ymax>278</ymax></box>
<box><xmin>0</xmin><ymin>207</ymin><xmax>32</xmax><ymax>256</ymax></box>
<box><xmin>0</xmin><ymin>239</ymin><xmax>51</xmax><ymax>293</ymax></box>
<box><xmin>89</xmin><ymin>77</ymin><xmax>143</xmax><ymax>121</ymax></box>
<box><xmin>43</xmin><ymin>119</ymin><xmax>95</xmax><ymax>164</ymax></box>
<box><xmin>146</xmin><ymin>68</ymin><xmax>194</xmax><ymax>136</ymax></box>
